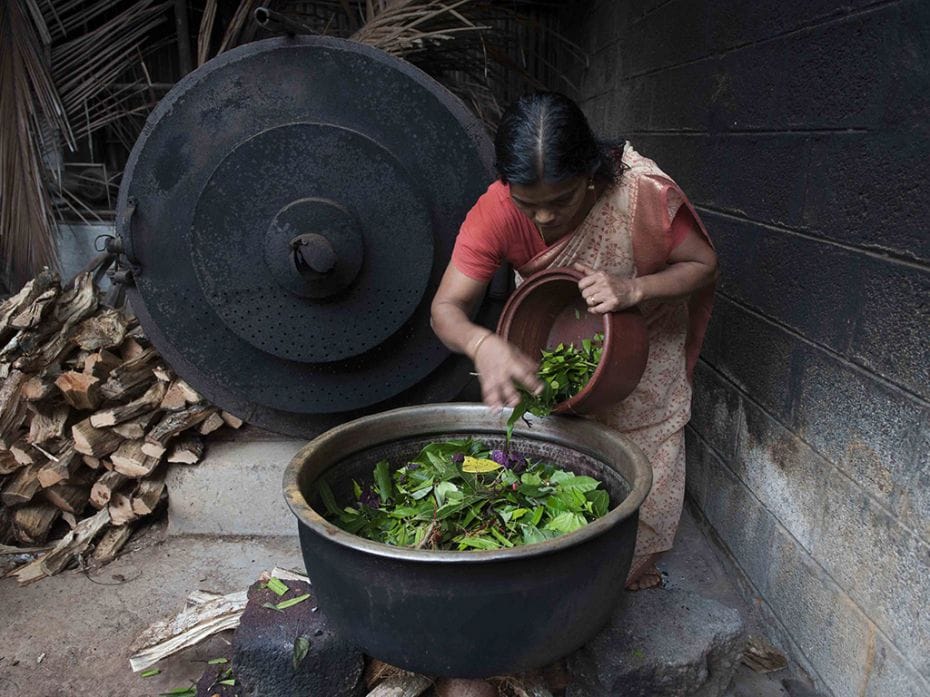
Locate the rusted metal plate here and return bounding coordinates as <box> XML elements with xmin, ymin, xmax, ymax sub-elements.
<box><xmin>116</xmin><ymin>36</ymin><xmax>497</xmax><ymax>437</ymax></box>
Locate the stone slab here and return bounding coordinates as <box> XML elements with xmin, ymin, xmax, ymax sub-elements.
<box><xmin>232</xmin><ymin>578</ymin><xmax>364</xmax><ymax>697</ymax></box>
<box><xmin>566</xmin><ymin>588</ymin><xmax>746</xmax><ymax>697</ymax></box>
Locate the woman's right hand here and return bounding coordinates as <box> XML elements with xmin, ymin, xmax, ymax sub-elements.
<box><xmin>472</xmin><ymin>334</ymin><xmax>544</xmax><ymax>410</ymax></box>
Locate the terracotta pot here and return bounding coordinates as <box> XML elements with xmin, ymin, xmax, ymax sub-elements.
<box><xmin>496</xmin><ymin>267</ymin><xmax>648</xmax><ymax>414</ymax></box>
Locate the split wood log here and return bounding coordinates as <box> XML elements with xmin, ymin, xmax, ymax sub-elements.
<box><xmin>220</xmin><ymin>411</ymin><xmax>244</xmax><ymax>429</ymax></box>
<box><xmin>99</xmin><ymin>347</ymin><xmax>158</xmax><ymax>401</ymax></box>
<box><xmin>89</xmin><ymin>523</ymin><xmax>133</xmax><ymax>567</ymax></box>
<box><xmin>82</xmin><ymin>455</ymin><xmax>102</xmax><ymax>470</ymax></box>
<box><xmin>111</xmin><ymin>411</ymin><xmax>162</xmax><ymax>439</ymax></box>
<box><xmin>65</xmin><ymin>349</ymin><xmax>91</xmax><ymax>371</ymax></box>
<box><xmin>0</xmin><ymin>270</ymin><xmax>59</xmax><ymax>344</ymax></box>
<box><xmin>153</xmin><ymin>365</ymin><xmax>171</xmax><ymax>382</ymax></box>
<box><xmin>11</xmin><ymin>508</ymin><xmax>110</xmax><ymax>584</ymax></box>
<box><xmin>90</xmin><ymin>381</ymin><xmax>166</xmax><ymax>428</ymax></box>
<box><xmin>20</xmin><ymin>372</ymin><xmax>59</xmax><ymax>401</ymax></box>
<box><xmin>167</xmin><ymin>435</ymin><xmax>204</xmax><ymax>464</ymax></box>
<box><xmin>27</xmin><ymin>403</ymin><xmax>69</xmax><ymax>445</ymax></box>
<box><xmin>119</xmin><ymin>336</ymin><xmax>146</xmax><ymax>361</ymax></box>
<box><xmin>83</xmin><ymin>349</ymin><xmax>121</xmax><ymax>380</ymax></box>
<box><xmin>1</xmin><ymin>465</ymin><xmax>42</xmax><ymax>506</ymax></box>
<box><xmin>198</xmin><ymin>410</ymin><xmax>224</xmax><ymax>436</ymax></box>
<box><xmin>10</xmin><ymin>436</ymin><xmax>39</xmax><ymax>465</ymax></box>
<box><xmin>110</xmin><ymin>440</ymin><xmax>160</xmax><ymax>478</ymax></box>
<box><xmin>0</xmin><ymin>369</ymin><xmax>28</xmax><ymax>448</ymax></box>
<box><xmin>72</xmin><ymin>418</ymin><xmax>124</xmax><ymax>457</ymax></box>
<box><xmin>11</xmin><ymin>503</ymin><xmax>62</xmax><ymax>545</ymax></box>
<box><xmin>44</xmin><ymin>479</ymin><xmax>91</xmax><ymax>515</ymax></box>
<box><xmin>11</xmin><ymin>288</ymin><xmax>59</xmax><ymax>329</ymax></box>
<box><xmin>143</xmin><ymin>404</ymin><xmax>211</xmax><ymax>458</ymax></box>
<box><xmin>366</xmin><ymin>675</ymin><xmax>433</xmax><ymax>697</ymax></box>
<box><xmin>159</xmin><ymin>379</ymin><xmax>198</xmax><ymax>411</ymax></box>
<box><xmin>72</xmin><ymin>307</ymin><xmax>129</xmax><ymax>351</ymax></box>
<box><xmin>61</xmin><ymin>511</ymin><xmax>78</xmax><ymax>529</ymax></box>
<box><xmin>54</xmin><ymin>371</ymin><xmax>101</xmax><ymax>410</ymax></box>
<box><xmin>108</xmin><ymin>492</ymin><xmax>138</xmax><ymax>526</ymax></box>
<box><xmin>129</xmin><ymin>590</ymin><xmax>249</xmax><ymax>671</ymax></box>
<box><xmin>131</xmin><ymin>473</ymin><xmax>166</xmax><ymax>516</ymax></box>
<box><xmin>0</xmin><ymin>450</ymin><xmax>23</xmax><ymax>475</ymax></box>
<box><xmin>90</xmin><ymin>471</ymin><xmax>129</xmax><ymax>509</ymax></box>
<box><xmin>13</xmin><ymin>273</ymin><xmax>98</xmax><ymax>372</ymax></box>
<box><xmin>37</xmin><ymin>447</ymin><xmax>82</xmax><ymax>488</ymax></box>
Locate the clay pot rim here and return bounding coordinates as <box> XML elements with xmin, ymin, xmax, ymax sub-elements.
<box><xmin>496</xmin><ymin>267</ymin><xmax>643</xmax><ymax>414</ymax></box>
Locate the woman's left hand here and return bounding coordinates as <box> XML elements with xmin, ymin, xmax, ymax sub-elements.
<box><xmin>573</xmin><ymin>262</ymin><xmax>643</xmax><ymax>313</ymax></box>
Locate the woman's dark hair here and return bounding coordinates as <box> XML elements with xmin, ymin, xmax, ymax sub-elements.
<box><xmin>494</xmin><ymin>92</ymin><xmax>621</xmax><ymax>186</ymax></box>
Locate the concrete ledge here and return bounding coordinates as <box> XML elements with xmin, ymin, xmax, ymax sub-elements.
<box><xmin>167</xmin><ymin>435</ymin><xmax>306</xmax><ymax>536</ymax></box>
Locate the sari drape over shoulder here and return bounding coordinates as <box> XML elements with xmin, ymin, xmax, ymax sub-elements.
<box><xmin>453</xmin><ymin>143</ymin><xmax>715</xmax><ymax>559</ymax></box>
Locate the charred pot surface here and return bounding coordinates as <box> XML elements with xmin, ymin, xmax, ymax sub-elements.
<box><xmin>283</xmin><ymin>404</ymin><xmax>652</xmax><ymax>677</ymax></box>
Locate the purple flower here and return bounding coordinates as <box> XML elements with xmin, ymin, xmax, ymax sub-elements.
<box><xmin>490</xmin><ymin>449</ymin><xmax>527</xmax><ymax>472</ymax></box>
<box><xmin>451</xmin><ymin>452</ymin><xmax>465</xmax><ymax>464</ymax></box>
<box><xmin>359</xmin><ymin>487</ymin><xmax>381</xmax><ymax>509</ymax></box>
<box><xmin>406</xmin><ymin>462</ymin><xmax>420</xmax><ymax>470</ymax></box>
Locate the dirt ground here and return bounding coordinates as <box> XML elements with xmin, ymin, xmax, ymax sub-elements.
<box><xmin>0</xmin><ymin>509</ymin><xmax>798</xmax><ymax>697</ymax></box>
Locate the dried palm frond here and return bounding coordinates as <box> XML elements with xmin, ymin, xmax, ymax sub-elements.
<box><xmin>0</xmin><ymin>0</ymin><xmax>67</xmax><ymax>289</ymax></box>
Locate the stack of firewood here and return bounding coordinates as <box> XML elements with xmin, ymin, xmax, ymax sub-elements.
<box><xmin>0</xmin><ymin>269</ymin><xmax>241</xmax><ymax>583</ymax></box>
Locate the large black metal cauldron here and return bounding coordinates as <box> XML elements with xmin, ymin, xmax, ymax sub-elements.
<box><xmin>283</xmin><ymin>404</ymin><xmax>652</xmax><ymax>678</ymax></box>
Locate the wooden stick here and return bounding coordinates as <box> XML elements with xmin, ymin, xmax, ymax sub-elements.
<box><xmin>167</xmin><ymin>435</ymin><xmax>203</xmax><ymax>464</ymax></box>
<box><xmin>129</xmin><ymin>591</ymin><xmax>249</xmax><ymax>671</ymax></box>
<box><xmin>90</xmin><ymin>470</ymin><xmax>128</xmax><ymax>509</ymax></box>
<box><xmin>55</xmin><ymin>371</ymin><xmax>102</xmax><ymax>410</ymax></box>
<box><xmin>72</xmin><ymin>307</ymin><xmax>130</xmax><ymax>351</ymax></box>
<box><xmin>108</xmin><ymin>492</ymin><xmax>138</xmax><ymax>526</ymax></box>
<box><xmin>37</xmin><ymin>446</ymin><xmax>82</xmax><ymax>488</ymax></box>
<box><xmin>11</xmin><ymin>503</ymin><xmax>62</xmax><ymax>545</ymax></box>
<box><xmin>110</xmin><ymin>440</ymin><xmax>160</xmax><ymax>478</ymax></box>
<box><xmin>90</xmin><ymin>380</ymin><xmax>166</xmax><ymax>428</ymax></box>
<box><xmin>72</xmin><ymin>418</ymin><xmax>124</xmax><ymax>457</ymax></box>
<box><xmin>11</xmin><ymin>508</ymin><xmax>110</xmax><ymax>584</ymax></box>
<box><xmin>88</xmin><ymin>523</ymin><xmax>133</xmax><ymax>566</ymax></box>
<box><xmin>1</xmin><ymin>465</ymin><xmax>42</xmax><ymax>506</ymax></box>
<box><xmin>143</xmin><ymin>404</ymin><xmax>211</xmax><ymax>458</ymax></box>
<box><xmin>28</xmin><ymin>403</ymin><xmax>69</xmax><ymax>445</ymax></box>
<box><xmin>131</xmin><ymin>473</ymin><xmax>166</xmax><ymax>516</ymax></box>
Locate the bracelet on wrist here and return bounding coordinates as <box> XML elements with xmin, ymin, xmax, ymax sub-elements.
<box><xmin>470</xmin><ymin>331</ymin><xmax>494</xmax><ymax>360</ymax></box>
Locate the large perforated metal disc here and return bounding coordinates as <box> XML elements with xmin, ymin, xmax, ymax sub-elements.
<box><xmin>116</xmin><ymin>35</ymin><xmax>498</xmax><ymax>437</ymax></box>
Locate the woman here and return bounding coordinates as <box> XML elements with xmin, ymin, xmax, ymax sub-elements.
<box><xmin>430</xmin><ymin>92</ymin><xmax>717</xmax><ymax>591</ymax></box>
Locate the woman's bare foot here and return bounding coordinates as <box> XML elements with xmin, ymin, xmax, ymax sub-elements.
<box><xmin>625</xmin><ymin>553</ymin><xmax>663</xmax><ymax>591</ymax></box>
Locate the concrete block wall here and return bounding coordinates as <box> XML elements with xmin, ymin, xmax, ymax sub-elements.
<box><xmin>563</xmin><ymin>2</ymin><xmax>929</xmax><ymax>695</ymax></box>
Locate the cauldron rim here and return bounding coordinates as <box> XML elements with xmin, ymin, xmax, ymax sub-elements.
<box><xmin>283</xmin><ymin>403</ymin><xmax>652</xmax><ymax>563</ymax></box>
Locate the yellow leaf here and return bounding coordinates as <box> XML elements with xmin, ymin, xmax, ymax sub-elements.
<box><xmin>462</xmin><ymin>456</ymin><xmax>501</xmax><ymax>473</ymax></box>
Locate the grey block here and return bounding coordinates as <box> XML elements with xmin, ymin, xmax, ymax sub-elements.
<box><xmin>850</xmin><ymin>259</ymin><xmax>930</xmax><ymax>401</ymax></box>
<box><xmin>566</xmin><ymin>589</ymin><xmax>746</xmax><ymax>697</ymax></box>
<box><xmin>233</xmin><ymin>579</ymin><xmax>364</xmax><ymax>697</ymax></box>
<box><xmin>810</xmin><ymin>471</ymin><xmax>930</xmax><ymax>680</ymax></box>
<box><xmin>781</xmin><ymin>678</ymin><xmax>828</xmax><ymax>697</ymax></box>
<box><xmin>700</xmin><ymin>298</ymin><xmax>801</xmax><ymax>426</ymax></box>
<box><xmin>863</xmin><ymin>634</ymin><xmax>930</xmax><ymax>697</ymax></box>
<box><xmin>733</xmin><ymin>397</ymin><xmax>826</xmax><ymax>554</ymax></box>
<box><xmin>691</xmin><ymin>360</ymin><xmax>743</xmax><ymax>463</ymax></box>
<box><xmin>718</xmin><ymin>9</ymin><xmax>895</xmax><ymax>130</ymax></box>
<box><xmin>793</xmin><ymin>344</ymin><xmax>929</xmax><ymax>540</ymax></box>
<box><xmin>762</xmin><ymin>525</ymin><xmax>873</xmax><ymax>697</ymax></box>
<box><xmin>804</xmin><ymin>131</ymin><xmax>930</xmax><ymax>263</ymax></box>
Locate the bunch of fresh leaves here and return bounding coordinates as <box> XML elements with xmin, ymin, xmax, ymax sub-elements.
<box><xmin>317</xmin><ymin>438</ymin><xmax>610</xmax><ymax>551</ymax></box>
<box><xmin>506</xmin><ymin>332</ymin><xmax>605</xmax><ymax>441</ymax></box>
